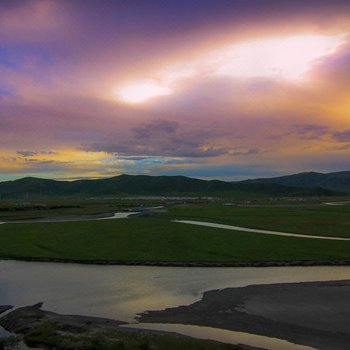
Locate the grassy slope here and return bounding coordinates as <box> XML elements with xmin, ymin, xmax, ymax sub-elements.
<box><xmin>162</xmin><ymin>204</ymin><xmax>350</xmax><ymax>237</ymax></box>
<box><xmin>1</xmin><ymin>217</ymin><xmax>350</xmax><ymax>262</ymax></box>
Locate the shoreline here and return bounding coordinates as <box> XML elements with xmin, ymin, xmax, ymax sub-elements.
<box><xmin>1</xmin><ymin>255</ymin><xmax>350</xmax><ymax>267</ymax></box>
<box><xmin>2</xmin><ymin>280</ymin><xmax>350</xmax><ymax>350</ymax></box>
<box><xmin>0</xmin><ymin>304</ymin><xmax>251</xmax><ymax>350</ymax></box>
<box><xmin>139</xmin><ymin>279</ymin><xmax>350</xmax><ymax>350</ymax></box>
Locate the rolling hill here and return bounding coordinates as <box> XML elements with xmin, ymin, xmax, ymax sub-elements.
<box><xmin>0</xmin><ymin>174</ymin><xmax>342</xmax><ymax>199</ymax></box>
<box><xmin>242</xmin><ymin>170</ymin><xmax>350</xmax><ymax>193</ymax></box>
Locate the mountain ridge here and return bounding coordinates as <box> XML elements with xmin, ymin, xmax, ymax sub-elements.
<box><xmin>241</xmin><ymin>170</ymin><xmax>350</xmax><ymax>193</ymax></box>
<box><xmin>0</xmin><ymin>173</ymin><xmax>343</xmax><ymax>198</ymax></box>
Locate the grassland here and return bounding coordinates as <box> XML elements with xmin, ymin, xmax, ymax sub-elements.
<box><xmin>162</xmin><ymin>203</ymin><xmax>350</xmax><ymax>237</ymax></box>
<box><xmin>1</xmin><ymin>198</ymin><xmax>350</xmax><ymax>263</ymax></box>
<box><xmin>0</xmin><ymin>198</ymin><xmax>164</xmax><ymax>220</ymax></box>
<box><xmin>1</xmin><ymin>216</ymin><xmax>350</xmax><ymax>263</ymax></box>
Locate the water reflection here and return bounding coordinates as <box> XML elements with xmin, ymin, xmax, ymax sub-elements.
<box><xmin>1</xmin><ymin>261</ymin><xmax>350</xmax><ymax>323</ymax></box>
<box><xmin>124</xmin><ymin>323</ymin><xmax>317</xmax><ymax>350</ymax></box>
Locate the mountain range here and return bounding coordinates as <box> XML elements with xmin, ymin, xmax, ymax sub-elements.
<box><xmin>0</xmin><ymin>172</ymin><xmax>347</xmax><ymax>199</ymax></box>
<box><xmin>242</xmin><ymin>170</ymin><xmax>350</xmax><ymax>193</ymax></box>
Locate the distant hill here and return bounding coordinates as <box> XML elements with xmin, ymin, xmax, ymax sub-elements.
<box><xmin>0</xmin><ymin>174</ymin><xmax>342</xmax><ymax>199</ymax></box>
<box><xmin>241</xmin><ymin>171</ymin><xmax>350</xmax><ymax>193</ymax></box>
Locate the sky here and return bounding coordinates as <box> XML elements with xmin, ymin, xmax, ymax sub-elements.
<box><xmin>1</xmin><ymin>0</ymin><xmax>350</xmax><ymax>181</ymax></box>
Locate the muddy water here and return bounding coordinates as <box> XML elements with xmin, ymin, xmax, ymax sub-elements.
<box><xmin>1</xmin><ymin>260</ymin><xmax>349</xmax><ymax>349</ymax></box>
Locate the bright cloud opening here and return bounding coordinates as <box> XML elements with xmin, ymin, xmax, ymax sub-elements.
<box><xmin>117</xmin><ymin>81</ymin><xmax>172</xmax><ymax>103</ymax></box>
<box><xmin>158</xmin><ymin>34</ymin><xmax>347</xmax><ymax>84</ymax></box>
<box><xmin>214</xmin><ymin>34</ymin><xmax>346</xmax><ymax>80</ymax></box>
<box><xmin>115</xmin><ymin>34</ymin><xmax>345</xmax><ymax>104</ymax></box>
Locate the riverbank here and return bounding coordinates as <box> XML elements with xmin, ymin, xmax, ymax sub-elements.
<box><xmin>3</xmin><ymin>280</ymin><xmax>350</xmax><ymax>350</ymax></box>
<box><xmin>2</xmin><ymin>262</ymin><xmax>350</xmax><ymax>349</ymax></box>
<box><xmin>139</xmin><ymin>279</ymin><xmax>350</xmax><ymax>350</ymax></box>
<box><xmin>0</xmin><ymin>304</ymin><xmax>250</xmax><ymax>350</ymax></box>
<box><xmin>0</xmin><ymin>306</ymin><xmax>12</xmax><ymax>315</ymax></box>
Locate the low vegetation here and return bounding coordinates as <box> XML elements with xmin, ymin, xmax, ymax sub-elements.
<box><xmin>0</xmin><ymin>336</ymin><xmax>20</xmax><ymax>350</ymax></box>
<box><xmin>23</xmin><ymin>322</ymin><xmax>241</xmax><ymax>350</ymax></box>
<box><xmin>162</xmin><ymin>203</ymin><xmax>350</xmax><ymax>237</ymax></box>
<box><xmin>1</xmin><ymin>216</ymin><xmax>350</xmax><ymax>263</ymax></box>
<box><xmin>0</xmin><ymin>198</ymin><xmax>163</xmax><ymax>220</ymax></box>
<box><xmin>1</xmin><ymin>197</ymin><xmax>350</xmax><ymax>263</ymax></box>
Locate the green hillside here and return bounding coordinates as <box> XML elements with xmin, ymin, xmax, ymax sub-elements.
<box><xmin>242</xmin><ymin>171</ymin><xmax>350</xmax><ymax>193</ymax></box>
<box><xmin>0</xmin><ymin>174</ymin><xmax>341</xmax><ymax>198</ymax></box>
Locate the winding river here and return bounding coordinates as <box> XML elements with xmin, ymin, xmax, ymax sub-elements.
<box><xmin>1</xmin><ymin>261</ymin><xmax>350</xmax><ymax>349</ymax></box>
<box><xmin>1</xmin><ymin>211</ymin><xmax>349</xmax><ymax>348</ymax></box>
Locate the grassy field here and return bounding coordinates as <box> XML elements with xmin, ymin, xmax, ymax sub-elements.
<box><xmin>1</xmin><ymin>198</ymin><xmax>350</xmax><ymax>263</ymax></box>
<box><xmin>0</xmin><ymin>198</ymin><xmax>164</xmax><ymax>220</ymax></box>
<box><xmin>161</xmin><ymin>203</ymin><xmax>350</xmax><ymax>237</ymax></box>
<box><xmin>1</xmin><ymin>217</ymin><xmax>350</xmax><ymax>262</ymax></box>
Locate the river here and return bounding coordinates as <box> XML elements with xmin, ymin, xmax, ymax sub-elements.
<box><xmin>1</xmin><ymin>261</ymin><xmax>350</xmax><ymax>349</ymax></box>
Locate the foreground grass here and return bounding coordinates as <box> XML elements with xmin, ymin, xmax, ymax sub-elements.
<box><xmin>162</xmin><ymin>204</ymin><xmax>350</xmax><ymax>237</ymax></box>
<box><xmin>1</xmin><ymin>217</ymin><xmax>350</xmax><ymax>262</ymax></box>
<box><xmin>23</xmin><ymin>322</ymin><xmax>242</xmax><ymax>350</ymax></box>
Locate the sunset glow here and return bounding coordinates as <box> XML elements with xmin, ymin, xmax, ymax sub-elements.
<box><xmin>117</xmin><ymin>81</ymin><xmax>172</xmax><ymax>103</ymax></box>
<box><xmin>214</xmin><ymin>35</ymin><xmax>346</xmax><ymax>80</ymax></box>
<box><xmin>1</xmin><ymin>1</ymin><xmax>350</xmax><ymax>181</ymax></box>
<box><xmin>118</xmin><ymin>34</ymin><xmax>346</xmax><ymax>105</ymax></box>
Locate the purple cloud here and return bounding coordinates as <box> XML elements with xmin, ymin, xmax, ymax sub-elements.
<box><xmin>85</xmin><ymin>119</ymin><xmax>235</xmax><ymax>158</ymax></box>
<box><xmin>293</xmin><ymin>124</ymin><xmax>330</xmax><ymax>140</ymax></box>
<box><xmin>16</xmin><ymin>150</ymin><xmax>55</xmax><ymax>157</ymax></box>
<box><xmin>333</xmin><ymin>129</ymin><xmax>350</xmax><ymax>142</ymax></box>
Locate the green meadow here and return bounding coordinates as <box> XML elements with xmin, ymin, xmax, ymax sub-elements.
<box><xmin>1</xmin><ymin>214</ymin><xmax>350</xmax><ymax>263</ymax></box>
<box><xmin>0</xmin><ymin>198</ymin><xmax>163</xmax><ymax>220</ymax></box>
<box><xmin>1</xmin><ymin>198</ymin><xmax>350</xmax><ymax>263</ymax></box>
<box><xmin>162</xmin><ymin>203</ymin><xmax>350</xmax><ymax>237</ymax></box>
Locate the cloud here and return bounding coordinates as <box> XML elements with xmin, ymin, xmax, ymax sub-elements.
<box><xmin>333</xmin><ymin>129</ymin><xmax>350</xmax><ymax>142</ymax></box>
<box><xmin>293</xmin><ymin>124</ymin><xmax>330</xmax><ymax>139</ymax></box>
<box><xmin>16</xmin><ymin>150</ymin><xmax>55</xmax><ymax>157</ymax></box>
<box><xmin>150</xmin><ymin>161</ymin><xmax>287</xmax><ymax>181</ymax></box>
<box><xmin>228</xmin><ymin>148</ymin><xmax>261</xmax><ymax>156</ymax></box>
<box><xmin>83</xmin><ymin>119</ymin><xmax>260</xmax><ymax>159</ymax></box>
<box><xmin>1</xmin><ymin>1</ymin><xmax>350</xmax><ymax>180</ymax></box>
<box><xmin>132</xmin><ymin>120</ymin><xmax>179</xmax><ymax>138</ymax></box>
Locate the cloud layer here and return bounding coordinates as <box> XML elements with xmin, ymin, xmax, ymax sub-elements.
<box><xmin>1</xmin><ymin>0</ymin><xmax>350</xmax><ymax>180</ymax></box>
